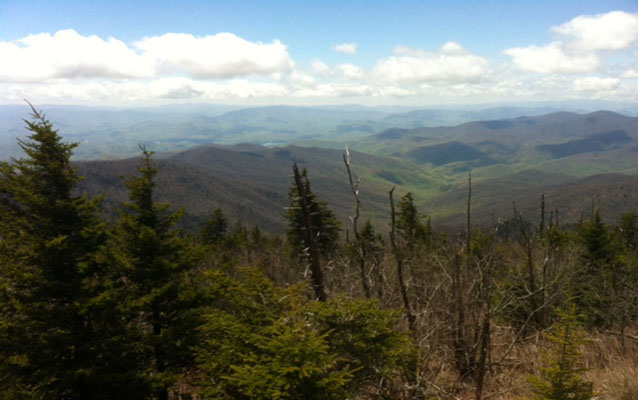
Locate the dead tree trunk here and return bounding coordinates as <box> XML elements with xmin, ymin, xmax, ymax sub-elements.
<box><xmin>343</xmin><ymin>150</ymin><xmax>371</xmax><ymax>298</ymax></box>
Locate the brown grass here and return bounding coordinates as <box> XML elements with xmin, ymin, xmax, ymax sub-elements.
<box><xmin>444</xmin><ymin>329</ymin><xmax>638</xmax><ymax>400</ymax></box>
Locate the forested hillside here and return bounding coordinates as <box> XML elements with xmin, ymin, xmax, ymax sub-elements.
<box><xmin>2</xmin><ymin>109</ymin><xmax>637</xmax><ymax>399</ymax></box>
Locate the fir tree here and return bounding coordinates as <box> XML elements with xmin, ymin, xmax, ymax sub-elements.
<box><xmin>396</xmin><ymin>192</ymin><xmax>430</xmax><ymax>252</ymax></box>
<box><xmin>112</xmin><ymin>148</ymin><xmax>203</xmax><ymax>400</ymax></box>
<box><xmin>201</xmin><ymin>207</ymin><xmax>228</xmax><ymax>246</ymax></box>
<box><xmin>575</xmin><ymin>209</ymin><xmax>617</xmax><ymax>325</ymax></box>
<box><xmin>285</xmin><ymin>167</ymin><xmax>340</xmax><ymax>259</ymax></box>
<box><xmin>0</xmin><ymin>106</ymin><xmax>137</xmax><ymax>399</ymax></box>
<box><xmin>529</xmin><ymin>305</ymin><xmax>594</xmax><ymax>400</ymax></box>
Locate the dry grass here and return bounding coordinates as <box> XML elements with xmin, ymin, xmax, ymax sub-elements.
<box><xmin>583</xmin><ymin>331</ymin><xmax>638</xmax><ymax>400</ymax></box>
<box><xmin>442</xmin><ymin>329</ymin><xmax>638</xmax><ymax>400</ymax></box>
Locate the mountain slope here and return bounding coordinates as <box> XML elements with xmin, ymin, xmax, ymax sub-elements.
<box><xmin>77</xmin><ymin>144</ymin><xmax>443</xmax><ymax>232</ymax></box>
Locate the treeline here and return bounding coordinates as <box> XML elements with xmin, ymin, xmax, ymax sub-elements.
<box><xmin>1</xmin><ymin>110</ymin><xmax>637</xmax><ymax>399</ymax></box>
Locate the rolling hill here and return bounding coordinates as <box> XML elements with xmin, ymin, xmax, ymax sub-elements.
<box><xmin>5</xmin><ymin>102</ymin><xmax>635</xmax><ymax>161</ymax></box>
<box><xmin>2</xmin><ymin>105</ymin><xmax>634</xmax><ymax>233</ymax></box>
<box><xmin>76</xmin><ymin>144</ymin><xmax>443</xmax><ymax>232</ymax></box>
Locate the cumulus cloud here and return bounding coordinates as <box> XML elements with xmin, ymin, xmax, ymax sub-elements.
<box><xmin>333</xmin><ymin>43</ymin><xmax>358</xmax><ymax>54</ymax></box>
<box><xmin>294</xmin><ymin>82</ymin><xmax>373</xmax><ymax>98</ymax></box>
<box><xmin>552</xmin><ymin>11</ymin><xmax>638</xmax><ymax>51</ymax></box>
<box><xmin>289</xmin><ymin>71</ymin><xmax>316</xmax><ymax>86</ymax></box>
<box><xmin>0</xmin><ymin>30</ymin><xmax>295</xmax><ymax>83</ymax></box>
<box><xmin>505</xmin><ymin>11</ymin><xmax>638</xmax><ymax>75</ymax></box>
<box><xmin>135</xmin><ymin>32</ymin><xmax>295</xmax><ymax>79</ymax></box>
<box><xmin>311</xmin><ymin>59</ymin><xmax>331</xmax><ymax>76</ymax></box>
<box><xmin>372</xmin><ymin>45</ymin><xmax>489</xmax><ymax>84</ymax></box>
<box><xmin>622</xmin><ymin>69</ymin><xmax>638</xmax><ymax>79</ymax></box>
<box><xmin>1</xmin><ymin>21</ymin><xmax>636</xmax><ymax>105</ymax></box>
<box><xmin>337</xmin><ymin>64</ymin><xmax>365</xmax><ymax>80</ymax></box>
<box><xmin>147</xmin><ymin>77</ymin><xmax>204</xmax><ymax>99</ymax></box>
<box><xmin>573</xmin><ymin>76</ymin><xmax>620</xmax><ymax>92</ymax></box>
<box><xmin>145</xmin><ymin>77</ymin><xmax>290</xmax><ymax>100</ymax></box>
<box><xmin>440</xmin><ymin>41</ymin><xmax>465</xmax><ymax>54</ymax></box>
<box><xmin>504</xmin><ymin>42</ymin><xmax>600</xmax><ymax>73</ymax></box>
<box><xmin>0</xmin><ymin>29</ymin><xmax>152</xmax><ymax>82</ymax></box>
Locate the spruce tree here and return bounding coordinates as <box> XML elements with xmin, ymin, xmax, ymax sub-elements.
<box><xmin>529</xmin><ymin>306</ymin><xmax>594</xmax><ymax>400</ymax></box>
<box><xmin>285</xmin><ymin>167</ymin><xmax>340</xmax><ymax>258</ymax></box>
<box><xmin>396</xmin><ymin>192</ymin><xmax>430</xmax><ymax>252</ymax></box>
<box><xmin>285</xmin><ymin>165</ymin><xmax>339</xmax><ymax>300</ymax></box>
<box><xmin>575</xmin><ymin>209</ymin><xmax>616</xmax><ymax>325</ymax></box>
<box><xmin>112</xmin><ymin>148</ymin><xmax>202</xmax><ymax>400</ymax></box>
<box><xmin>0</xmin><ymin>106</ymin><xmax>136</xmax><ymax>399</ymax></box>
<box><xmin>201</xmin><ymin>207</ymin><xmax>228</xmax><ymax>246</ymax></box>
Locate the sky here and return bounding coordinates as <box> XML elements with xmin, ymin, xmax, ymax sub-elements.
<box><xmin>0</xmin><ymin>0</ymin><xmax>637</xmax><ymax>106</ymax></box>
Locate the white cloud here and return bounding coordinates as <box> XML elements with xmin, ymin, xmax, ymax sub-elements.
<box><xmin>622</xmin><ymin>69</ymin><xmax>638</xmax><ymax>79</ymax></box>
<box><xmin>333</xmin><ymin>43</ymin><xmax>358</xmax><ymax>54</ymax></box>
<box><xmin>337</xmin><ymin>63</ymin><xmax>365</xmax><ymax>80</ymax></box>
<box><xmin>148</xmin><ymin>77</ymin><xmax>204</xmax><ymax>99</ymax></box>
<box><xmin>208</xmin><ymin>80</ymin><xmax>289</xmax><ymax>99</ymax></box>
<box><xmin>1</xmin><ymin>77</ymin><xmax>290</xmax><ymax>104</ymax></box>
<box><xmin>1</xmin><ymin>80</ymin><xmax>151</xmax><ymax>103</ymax></box>
<box><xmin>0</xmin><ymin>30</ymin><xmax>296</xmax><ymax>83</ymax></box>
<box><xmin>135</xmin><ymin>32</ymin><xmax>294</xmax><ymax>79</ymax></box>
<box><xmin>311</xmin><ymin>59</ymin><xmax>331</xmax><ymax>76</ymax></box>
<box><xmin>289</xmin><ymin>71</ymin><xmax>316</xmax><ymax>86</ymax></box>
<box><xmin>294</xmin><ymin>82</ymin><xmax>372</xmax><ymax>98</ymax></box>
<box><xmin>504</xmin><ymin>42</ymin><xmax>600</xmax><ymax>73</ymax></box>
<box><xmin>440</xmin><ymin>41</ymin><xmax>464</xmax><ymax>54</ymax></box>
<box><xmin>1</xmin><ymin>23</ymin><xmax>636</xmax><ymax>105</ymax></box>
<box><xmin>552</xmin><ymin>11</ymin><xmax>638</xmax><ymax>52</ymax></box>
<box><xmin>372</xmin><ymin>45</ymin><xmax>489</xmax><ymax>84</ymax></box>
<box><xmin>0</xmin><ymin>29</ymin><xmax>153</xmax><ymax>82</ymax></box>
<box><xmin>146</xmin><ymin>77</ymin><xmax>290</xmax><ymax>100</ymax></box>
<box><xmin>573</xmin><ymin>76</ymin><xmax>620</xmax><ymax>92</ymax></box>
<box><xmin>505</xmin><ymin>11</ymin><xmax>638</xmax><ymax>75</ymax></box>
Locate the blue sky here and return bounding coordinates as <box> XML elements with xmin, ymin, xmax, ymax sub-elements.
<box><xmin>1</xmin><ymin>0</ymin><xmax>637</xmax><ymax>106</ymax></box>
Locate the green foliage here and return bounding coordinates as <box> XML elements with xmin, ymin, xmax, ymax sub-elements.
<box><xmin>196</xmin><ymin>268</ymin><xmax>410</xmax><ymax>399</ymax></box>
<box><xmin>545</xmin><ymin>224</ymin><xmax>570</xmax><ymax>250</ymax></box>
<box><xmin>396</xmin><ymin>192</ymin><xmax>430</xmax><ymax>251</ymax></box>
<box><xmin>355</xmin><ymin>220</ymin><xmax>384</xmax><ymax>261</ymax></box>
<box><xmin>112</xmin><ymin>148</ymin><xmax>203</xmax><ymax>398</ymax></box>
<box><xmin>529</xmin><ymin>305</ymin><xmax>594</xmax><ymax>400</ymax></box>
<box><xmin>202</xmin><ymin>208</ymin><xmax>228</xmax><ymax>245</ymax></box>
<box><xmin>196</xmin><ymin>268</ymin><xmax>347</xmax><ymax>399</ymax></box>
<box><xmin>306</xmin><ymin>297</ymin><xmax>413</xmax><ymax>389</ymax></box>
<box><xmin>221</xmin><ymin>317</ymin><xmax>351</xmax><ymax>400</ymax></box>
<box><xmin>360</xmin><ymin>220</ymin><xmax>383</xmax><ymax>246</ymax></box>
<box><xmin>574</xmin><ymin>209</ymin><xmax>619</xmax><ymax>325</ymax></box>
<box><xmin>578</xmin><ymin>209</ymin><xmax>614</xmax><ymax>268</ymax></box>
<box><xmin>618</xmin><ymin>211</ymin><xmax>638</xmax><ymax>250</ymax></box>
<box><xmin>285</xmin><ymin>168</ymin><xmax>340</xmax><ymax>259</ymax></box>
<box><xmin>0</xmin><ymin>109</ymin><xmax>141</xmax><ymax>399</ymax></box>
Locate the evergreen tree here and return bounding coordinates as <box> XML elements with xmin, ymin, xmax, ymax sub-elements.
<box><xmin>618</xmin><ymin>211</ymin><xmax>638</xmax><ymax>250</ymax></box>
<box><xmin>285</xmin><ymin>167</ymin><xmax>340</xmax><ymax>258</ymax></box>
<box><xmin>0</xmin><ymin>107</ymin><xmax>137</xmax><ymax>399</ymax></box>
<box><xmin>575</xmin><ymin>209</ymin><xmax>617</xmax><ymax>325</ymax></box>
<box><xmin>529</xmin><ymin>306</ymin><xmax>594</xmax><ymax>400</ymax></box>
<box><xmin>112</xmin><ymin>148</ymin><xmax>203</xmax><ymax>400</ymax></box>
<box><xmin>196</xmin><ymin>268</ymin><xmax>410</xmax><ymax>400</ymax></box>
<box><xmin>396</xmin><ymin>192</ymin><xmax>430</xmax><ymax>252</ymax></box>
<box><xmin>201</xmin><ymin>207</ymin><xmax>228</xmax><ymax>246</ymax></box>
<box><xmin>578</xmin><ymin>209</ymin><xmax>614</xmax><ymax>268</ymax></box>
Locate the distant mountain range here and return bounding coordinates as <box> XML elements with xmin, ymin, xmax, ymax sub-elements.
<box><xmin>3</xmin><ymin>102</ymin><xmax>637</xmax><ymax>160</ymax></box>
<box><xmin>3</xmin><ymin>102</ymin><xmax>638</xmax><ymax>231</ymax></box>
<box><xmin>64</xmin><ymin>108</ymin><xmax>638</xmax><ymax>233</ymax></box>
